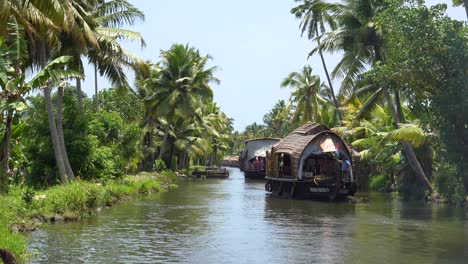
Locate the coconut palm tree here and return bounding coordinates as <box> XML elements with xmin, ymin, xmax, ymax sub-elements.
<box><xmin>313</xmin><ymin>0</ymin><xmax>386</xmax><ymax>94</ymax></box>
<box><xmin>281</xmin><ymin>65</ymin><xmax>328</xmax><ymax>124</ymax></box>
<box><xmin>263</xmin><ymin>100</ymin><xmax>293</xmax><ymax>137</ymax></box>
<box><xmin>143</xmin><ymin>44</ymin><xmax>219</xmax><ymax>165</ymax></box>
<box><xmin>1</xmin><ymin>0</ymin><xmax>99</xmax><ymax>183</ymax></box>
<box><xmin>0</xmin><ymin>19</ymin><xmax>82</xmax><ymax>191</ymax></box>
<box><xmin>291</xmin><ymin>0</ymin><xmax>343</xmax><ymax>122</ymax></box>
<box><xmin>315</xmin><ymin>0</ymin><xmax>435</xmax><ymax>193</ymax></box>
<box><xmin>88</xmin><ymin>0</ymin><xmax>146</xmax><ymax>110</ymax></box>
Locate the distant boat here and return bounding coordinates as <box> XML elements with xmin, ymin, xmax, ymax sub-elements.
<box><xmin>265</xmin><ymin>122</ymin><xmax>356</xmax><ymax>201</ymax></box>
<box><xmin>239</xmin><ymin>137</ymin><xmax>281</xmax><ymax>179</ymax></box>
<box><xmin>222</xmin><ymin>155</ymin><xmax>239</xmax><ymax>167</ymax></box>
<box><xmin>192</xmin><ymin>167</ymin><xmax>229</xmax><ymax>179</ymax></box>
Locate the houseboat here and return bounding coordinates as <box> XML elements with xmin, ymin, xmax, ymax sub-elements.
<box><xmin>265</xmin><ymin>122</ymin><xmax>356</xmax><ymax>200</ymax></box>
<box><xmin>239</xmin><ymin>137</ymin><xmax>281</xmax><ymax>179</ymax></box>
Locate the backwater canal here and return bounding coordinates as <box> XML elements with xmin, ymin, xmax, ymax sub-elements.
<box><xmin>29</xmin><ymin>167</ymin><xmax>468</xmax><ymax>263</ymax></box>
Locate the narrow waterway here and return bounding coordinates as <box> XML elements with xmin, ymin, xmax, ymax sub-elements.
<box><xmin>29</xmin><ymin>168</ymin><xmax>468</xmax><ymax>264</ymax></box>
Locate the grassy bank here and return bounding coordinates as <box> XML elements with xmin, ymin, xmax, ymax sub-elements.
<box><xmin>0</xmin><ymin>171</ymin><xmax>179</xmax><ymax>261</ymax></box>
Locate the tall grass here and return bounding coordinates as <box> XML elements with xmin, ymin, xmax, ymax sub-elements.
<box><xmin>0</xmin><ymin>171</ymin><xmax>178</xmax><ymax>261</ymax></box>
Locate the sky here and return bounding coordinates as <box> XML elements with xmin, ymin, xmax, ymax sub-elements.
<box><xmin>80</xmin><ymin>0</ymin><xmax>466</xmax><ymax>132</ymax></box>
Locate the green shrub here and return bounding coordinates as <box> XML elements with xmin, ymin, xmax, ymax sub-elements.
<box><xmin>21</xmin><ymin>188</ymin><xmax>35</xmax><ymax>205</ymax></box>
<box><xmin>434</xmin><ymin>162</ymin><xmax>465</xmax><ymax>203</ymax></box>
<box><xmin>153</xmin><ymin>159</ymin><xmax>167</xmax><ymax>172</ymax></box>
<box><xmin>369</xmin><ymin>174</ymin><xmax>388</xmax><ymax>191</ymax></box>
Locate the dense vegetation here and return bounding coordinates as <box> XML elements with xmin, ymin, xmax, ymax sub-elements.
<box><xmin>0</xmin><ymin>0</ymin><xmax>232</xmax><ymax>260</ymax></box>
<box><xmin>0</xmin><ymin>1</ymin><xmax>232</xmax><ymax>191</ymax></box>
<box><xmin>232</xmin><ymin>0</ymin><xmax>467</xmax><ymax>202</ymax></box>
<box><xmin>0</xmin><ymin>0</ymin><xmax>466</xmax><ymax>261</ymax></box>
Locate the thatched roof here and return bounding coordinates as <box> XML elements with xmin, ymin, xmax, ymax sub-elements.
<box><xmin>269</xmin><ymin>122</ymin><xmax>352</xmax><ymax>178</ymax></box>
<box><xmin>273</xmin><ymin>123</ymin><xmax>331</xmax><ymax>158</ymax></box>
<box><xmin>244</xmin><ymin>137</ymin><xmax>281</xmax><ymax>143</ymax></box>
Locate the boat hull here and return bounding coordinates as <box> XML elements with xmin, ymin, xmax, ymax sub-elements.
<box><xmin>265</xmin><ymin>177</ymin><xmax>356</xmax><ymax>201</ymax></box>
<box><xmin>244</xmin><ymin>169</ymin><xmax>266</xmax><ymax>179</ymax></box>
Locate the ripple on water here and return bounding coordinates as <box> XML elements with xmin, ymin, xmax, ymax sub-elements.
<box><xmin>29</xmin><ymin>168</ymin><xmax>468</xmax><ymax>264</ymax></box>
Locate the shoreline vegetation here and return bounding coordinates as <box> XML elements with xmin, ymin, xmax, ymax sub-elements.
<box><xmin>0</xmin><ymin>0</ymin><xmax>466</xmax><ymax>262</ymax></box>
<box><xmin>0</xmin><ymin>171</ymin><xmax>179</xmax><ymax>262</ymax></box>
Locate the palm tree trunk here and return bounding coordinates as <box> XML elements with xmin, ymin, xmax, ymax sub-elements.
<box><xmin>44</xmin><ymin>86</ymin><xmax>68</xmax><ymax>184</ymax></box>
<box><xmin>463</xmin><ymin>0</ymin><xmax>468</xmax><ymax>20</ymax></box>
<box><xmin>148</xmin><ymin>131</ymin><xmax>155</xmax><ymax>165</ymax></box>
<box><xmin>0</xmin><ymin>109</ymin><xmax>14</xmax><ymax>193</ymax></box>
<box><xmin>157</xmin><ymin>124</ymin><xmax>170</xmax><ymax>161</ymax></box>
<box><xmin>94</xmin><ymin>64</ymin><xmax>99</xmax><ymax>111</ymax></box>
<box><xmin>76</xmin><ymin>78</ymin><xmax>83</xmax><ymax>109</ymax></box>
<box><xmin>57</xmin><ymin>86</ymin><xmax>75</xmax><ymax>180</ymax></box>
<box><xmin>179</xmin><ymin>151</ymin><xmax>186</xmax><ymax>170</ymax></box>
<box><xmin>394</xmin><ymin>90</ymin><xmax>405</xmax><ymax>122</ymax></box>
<box><xmin>168</xmin><ymin>144</ymin><xmax>175</xmax><ymax>169</ymax></box>
<box><xmin>315</xmin><ymin>27</ymin><xmax>343</xmax><ymax>123</ymax></box>
<box><xmin>383</xmin><ymin>91</ymin><xmax>434</xmax><ymax>193</ymax></box>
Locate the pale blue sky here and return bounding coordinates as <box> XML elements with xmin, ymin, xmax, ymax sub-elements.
<box><xmin>81</xmin><ymin>0</ymin><xmax>465</xmax><ymax>131</ymax></box>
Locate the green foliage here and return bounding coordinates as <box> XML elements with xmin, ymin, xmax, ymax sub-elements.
<box><xmin>160</xmin><ymin>170</ymin><xmax>179</xmax><ymax>183</ymax></box>
<box><xmin>23</xmin><ymin>91</ymin><xmax>144</xmax><ymax>185</ymax></box>
<box><xmin>369</xmin><ymin>174</ymin><xmax>388</xmax><ymax>191</ymax></box>
<box><xmin>21</xmin><ymin>188</ymin><xmax>34</xmax><ymax>205</ymax></box>
<box><xmin>0</xmin><ymin>172</ymin><xmax>176</xmax><ymax>260</ymax></box>
<box><xmin>98</xmin><ymin>88</ymin><xmax>143</xmax><ymax>123</ymax></box>
<box><xmin>434</xmin><ymin>162</ymin><xmax>465</xmax><ymax>203</ymax></box>
<box><xmin>153</xmin><ymin>159</ymin><xmax>167</xmax><ymax>172</ymax></box>
<box><xmin>378</xmin><ymin>1</ymin><xmax>468</xmax><ymax>194</ymax></box>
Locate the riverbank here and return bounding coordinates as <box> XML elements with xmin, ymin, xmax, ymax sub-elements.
<box><xmin>0</xmin><ymin>171</ymin><xmax>179</xmax><ymax>262</ymax></box>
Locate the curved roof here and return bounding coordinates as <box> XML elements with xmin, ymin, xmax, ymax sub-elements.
<box><xmin>273</xmin><ymin>122</ymin><xmax>350</xmax><ymax>159</ymax></box>
<box><xmin>273</xmin><ymin>123</ymin><xmax>329</xmax><ymax>155</ymax></box>
<box><xmin>244</xmin><ymin>137</ymin><xmax>281</xmax><ymax>143</ymax></box>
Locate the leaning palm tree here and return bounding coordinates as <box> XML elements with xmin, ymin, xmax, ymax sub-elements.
<box><xmin>314</xmin><ymin>0</ymin><xmax>386</xmax><ymax>95</ymax></box>
<box><xmin>291</xmin><ymin>0</ymin><xmax>343</xmax><ymax>122</ymax></box>
<box><xmin>281</xmin><ymin>65</ymin><xmax>328</xmax><ymax>124</ymax></box>
<box><xmin>143</xmin><ymin>44</ymin><xmax>219</xmax><ymax>165</ymax></box>
<box><xmin>316</xmin><ymin>0</ymin><xmax>434</xmax><ymax>193</ymax></box>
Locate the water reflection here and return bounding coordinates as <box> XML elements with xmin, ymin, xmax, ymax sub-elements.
<box><xmin>29</xmin><ymin>168</ymin><xmax>468</xmax><ymax>264</ymax></box>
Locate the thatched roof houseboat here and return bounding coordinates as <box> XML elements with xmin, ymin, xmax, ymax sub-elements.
<box><xmin>265</xmin><ymin>122</ymin><xmax>356</xmax><ymax>200</ymax></box>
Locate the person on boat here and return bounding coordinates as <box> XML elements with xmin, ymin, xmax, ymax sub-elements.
<box><xmin>341</xmin><ymin>155</ymin><xmax>351</xmax><ymax>181</ymax></box>
<box><xmin>253</xmin><ymin>157</ymin><xmax>260</xmax><ymax>171</ymax></box>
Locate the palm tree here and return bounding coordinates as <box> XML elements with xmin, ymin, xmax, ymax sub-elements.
<box><xmin>314</xmin><ymin>0</ymin><xmax>386</xmax><ymax>94</ymax></box>
<box><xmin>291</xmin><ymin>0</ymin><xmax>343</xmax><ymax>122</ymax></box>
<box><xmin>0</xmin><ymin>19</ymin><xmax>82</xmax><ymax>191</ymax></box>
<box><xmin>1</xmin><ymin>0</ymin><xmax>99</xmax><ymax>183</ymax></box>
<box><xmin>143</xmin><ymin>44</ymin><xmax>219</xmax><ymax>165</ymax></box>
<box><xmin>263</xmin><ymin>100</ymin><xmax>292</xmax><ymax>137</ymax></box>
<box><xmin>281</xmin><ymin>65</ymin><xmax>328</xmax><ymax>124</ymax></box>
<box><xmin>316</xmin><ymin>0</ymin><xmax>434</xmax><ymax>193</ymax></box>
<box><xmin>88</xmin><ymin>0</ymin><xmax>146</xmax><ymax>110</ymax></box>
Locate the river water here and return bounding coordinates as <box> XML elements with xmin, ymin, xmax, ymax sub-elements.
<box><xmin>29</xmin><ymin>167</ymin><xmax>468</xmax><ymax>264</ymax></box>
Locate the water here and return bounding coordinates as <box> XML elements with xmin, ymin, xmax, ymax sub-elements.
<box><xmin>29</xmin><ymin>168</ymin><xmax>468</xmax><ymax>264</ymax></box>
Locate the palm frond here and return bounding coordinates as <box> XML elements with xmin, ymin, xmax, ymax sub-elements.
<box><xmin>386</xmin><ymin>125</ymin><xmax>426</xmax><ymax>147</ymax></box>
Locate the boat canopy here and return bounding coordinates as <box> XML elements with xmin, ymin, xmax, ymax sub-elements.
<box><xmin>244</xmin><ymin>138</ymin><xmax>281</xmax><ymax>161</ymax></box>
<box><xmin>269</xmin><ymin>122</ymin><xmax>352</xmax><ymax>179</ymax></box>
